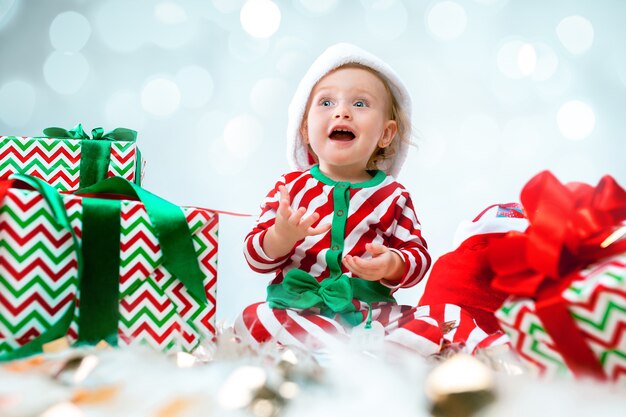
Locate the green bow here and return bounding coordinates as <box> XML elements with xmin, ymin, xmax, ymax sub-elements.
<box><xmin>272</xmin><ymin>269</ymin><xmax>355</xmax><ymax>313</ymax></box>
<box><xmin>42</xmin><ymin>124</ymin><xmax>140</xmax><ymax>188</ymax></box>
<box><xmin>267</xmin><ymin>269</ymin><xmax>395</xmax><ymax>326</ymax></box>
<box><xmin>43</xmin><ymin>123</ymin><xmax>137</xmax><ymax>142</ymax></box>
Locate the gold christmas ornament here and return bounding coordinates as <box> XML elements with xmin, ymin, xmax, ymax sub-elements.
<box><xmin>425</xmin><ymin>354</ymin><xmax>496</xmax><ymax>417</ymax></box>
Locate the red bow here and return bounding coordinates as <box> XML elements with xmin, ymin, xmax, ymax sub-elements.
<box><xmin>489</xmin><ymin>170</ymin><xmax>626</xmax><ymax>380</ymax></box>
<box><xmin>491</xmin><ymin>170</ymin><xmax>626</xmax><ymax>297</ymax></box>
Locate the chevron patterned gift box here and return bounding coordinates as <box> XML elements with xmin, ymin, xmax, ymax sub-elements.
<box><xmin>0</xmin><ymin>124</ymin><xmax>143</xmax><ymax>192</ymax></box>
<box><xmin>496</xmin><ymin>255</ymin><xmax>626</xmax><ymax>382</ymax></box>
<box><xmin>0</xmin><ymin>175</ymin><xmax>217</xmax><ymax>359</ymax></box>
<box><xmin>488</xmin><ymin>170</ymin><xmax>626</xmax><ymax>383</ymax></box>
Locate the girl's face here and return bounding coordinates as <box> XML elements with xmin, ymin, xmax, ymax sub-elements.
<box><xmin>301</xmin><ymin>66</ymin><xmax>397</xmax><ymax>181</ymax></box>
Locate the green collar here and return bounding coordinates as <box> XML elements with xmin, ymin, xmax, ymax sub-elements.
<box><xmin>310</xmin><ymin>165</ymin><xmax>386</xmax><ymax>188</ymax></box>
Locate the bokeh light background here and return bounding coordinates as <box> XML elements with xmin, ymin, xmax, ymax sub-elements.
<box><xmin>1</xmin><ymin>0</ymin><xmax>625</xmax><ymax>323</ymax></box>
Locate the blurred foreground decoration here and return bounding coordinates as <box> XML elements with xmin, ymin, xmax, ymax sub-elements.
<box><xmin>1</xmin><ymin>326</ymin><xmax>626</xmax><ymax>417</ymax></box>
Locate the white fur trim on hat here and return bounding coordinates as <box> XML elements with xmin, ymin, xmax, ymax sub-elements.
<box><xmin>452</xmin><ymin>204</ymin><xmax>529</xmax><ymax>249</ymax></box>
<box><xmin>286</xmin><ymin>42</ymin><xmax>412</xmax><ymax>178</ymax></box>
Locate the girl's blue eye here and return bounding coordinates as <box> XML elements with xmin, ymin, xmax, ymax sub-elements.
<box><xmin>321</xmin><ymin>99</ymin><xmax>333</xmax><ymax>106</ymax></box>
<box><xmin>354</xmin><ymin>100</ymin><xmax>367</xmax><ymax>107</ymax></box>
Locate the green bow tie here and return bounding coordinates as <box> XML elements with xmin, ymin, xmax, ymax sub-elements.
<box><xmin>267</xmin><ymin>268</ymin><xmax>395</xmax><ymax>327</ymax></box>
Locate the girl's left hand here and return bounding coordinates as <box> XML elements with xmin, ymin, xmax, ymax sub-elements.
<box><xmin>342</xmin><ymin>243</ymin><xmax>404</xmax><ymax>283</ymax></box>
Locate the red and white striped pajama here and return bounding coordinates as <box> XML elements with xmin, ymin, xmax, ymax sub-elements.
<box><xmin>236</xmin><ymin>166</ymin><xmax>505</xmax><ymax>355</ymax></box>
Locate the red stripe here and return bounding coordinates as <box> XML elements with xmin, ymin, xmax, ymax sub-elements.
<box><xmin>128</xmin><ymin>322</ymin><xmax>180</xmax><ymax>344</ymax></box>
<box><xmin>6</xmin><ymin>191</ymin><xmax>44</xmax><ymax>211</ymax></box>
<box><xmin>0</xmin><ymin>257</ymin><xmax>78</xmax><ymax>282</ymax></box>
<box><xmin>198</xmin><ymin>300</ymin><xmax>216</xmax><ymax>334</ymax></box>
<box><xmin>16</xmin><ymin>328</ymin><xmax>43</xmax><ymax>345</ymax></box>
<box><xmin>0</xmin><ymin>222</ymin><xmax>74</xmax><ymax>248</ymax></box>
<box><xmin>170</xmin><ymin>282</ymin><xmax>194</xmax><ymax>317</ymax></box>
<box><xmin>375</xmin><ymin>303</ymin><xmax>394</xmax><ymax>326</ymax></box>
<box><xmin>120</xmin><ymin>264</ymin><xmax>154</xmax><ymax>284</ymax></box>
<box><xmin>120</xmin><ymin>289</ymin><xmax>170</xmax><ymax>313</ymax></box>
<box><xmin>475</xmin><ymin>332</ymin><xmax>509</xmax><ymax>349</ymax></box>
<box><xmin>109</xmin><ymin>148</ymin><xmax>134</xmax><ymax>165</ymax></box>
<box><xmin>297</xmin><ymin>232</ymin><xmax>332</xmax><ymax>274</ymax></box>
<box><xmin>426</xmin><ymin>303</ymin><xmax>446</xmax><ymax>326</ymax></box>
<box><xmin>273</xmin><ymin>308</ymin><xmax>325</xmax><ymax>348</ymax></box>
<box><xmin>120</xmin><ymin>232</ymin><xmax>160</xmax><ymax>253</ymax></box>
<box><xmin>396</xmin><ymin>211</ymin><xmax>423</xmax><ymax>241</ymax></box>
<box><xmin>121</xmin><ymin>203</ymin><xmax>144</xmax><ymax>220</ymax></box>
<box><xmin>448</xmin><ymin>306</ymin><xmax>476</xmax><ymax>344</ymax></box>
<box><xmin>0</xmin><ymin>146</ymin><xmax>80</xmax><ymax>164</ymax></box>
<box><xmin>397</xmin><ymin>317</ymin><xmax>442</xmax><ymax>345</ymax></box>
<box><xmin>0</xmin><ymin>291</ymin><xmax>75</xmax><ymax>316</ymax></box>
<box><xmin>13</xmin><ymin>168</ymin><xmax>79</xmax><ymax>189</ymax></box>
<box><xmin>44</xmin><ymin>169</ymin><xmax>79</xmax><ymax>189</ymax></box>
<box><xmin>302</xmin><ymin>313</ymin><xmax>345</xmax><ymax>336</ymax></box>
<box><xmin>293</xmin><ymin>177</ymin><xmax>326</xmax><ymax>211</ymax></box>
<box><xmin>242</xmin><ymin>302</ymin><xmax>273</xmax><ymax>343</ymax></box>
<box><xmin>345</xmin><ymin>182</ymin><xmax>399</xmax><ymax>236</ymax></box>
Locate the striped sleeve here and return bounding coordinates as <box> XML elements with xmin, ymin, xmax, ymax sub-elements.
<box><xmin>382</xmin><ymin>190</ymin><xmax>431</xmax><ymax>290</ymax></box>
<box><xmin>243</xmin><ymin>175</ymin><xmax>293</xmax><ymax>273</ymax></box>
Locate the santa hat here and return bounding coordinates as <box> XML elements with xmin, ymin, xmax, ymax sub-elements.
<box><xmin>452</xmin><ymin>203</ymin><xmax>529</xmax><ymax>249</ymax></box>
<box><xmin>420</xmin><ymin>203</ymin><xmax>529</xmax><ymax>334</ymax></box>
<box><xmin>286</xmin><ymin>42</ymin><xmax>412</xmax><ymax>178</ymax></box>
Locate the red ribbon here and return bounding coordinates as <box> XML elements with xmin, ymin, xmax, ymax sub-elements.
<box><xmin>489</xmin><ymin>171</ymin><xmax>626</xmax><ymax>380</ymax></box>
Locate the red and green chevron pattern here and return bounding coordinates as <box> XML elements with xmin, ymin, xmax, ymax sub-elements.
<box><xmin>0</xmin><ymin>136</ymin><xmax>142</xmax><ymax>191</ymax></box>
<box><xmin>0</xmin><ymin>187</ymin><xmax>217</xmax><ymax>355</ymax></box>
<box><xmin>496</xmin><ymin>255</ymin><xmax>626</xmax><ymax>384</ymax></box>
<box><xmin>0</xmin><ymin>189</ymin><xmax>79</xmax><ymax>353</ymax></box>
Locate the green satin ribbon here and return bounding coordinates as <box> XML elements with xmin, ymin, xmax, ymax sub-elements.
<box><xmin>77</xmin><ymin>198</ymin><xmax>122</xmax><ymax>346</ymax></box>
<box><xmin>0</xmin><ymin>174</ymin><xmax>83</xmax><ymax>361</ymax></box>
<box><xmin>42</xmin><ymin>124</ymin><xmax>138</xmax><ymax>188</ymax></box>
<box><xmin>75</xmin><ymin>177</ymin><xmax>208</xmax><ymax>305</ymax></box>
<box><xmin>267</xmin><ymin>269</ymin><xmax>395</xmax><ymax>326</ymax></box>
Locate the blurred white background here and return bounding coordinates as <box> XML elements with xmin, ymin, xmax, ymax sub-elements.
<box><xmin>1</xmin><ymin>0</ymin><xmax>625</xmax><ymax>323</ymax></box>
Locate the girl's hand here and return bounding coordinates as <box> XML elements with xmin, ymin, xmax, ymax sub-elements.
<box><xmin>342</xmin><ymin>243</ymin><xmax>405</xmax><ymax>283</ymax></box>
<box><xmin>263</xmin><ymin>185</ymin><xmax>331</xmax><ymax>259</ymax></box>
<box><xmin>275</xmin><ymin>185</ymin><xmax>329</xmax><ymax>242</ymax></box>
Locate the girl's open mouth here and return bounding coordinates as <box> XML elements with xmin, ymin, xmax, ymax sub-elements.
<box><xmin>329</xmin><ymin>129</ymin><xmax>356</xmax><ymax>141</ymax></box>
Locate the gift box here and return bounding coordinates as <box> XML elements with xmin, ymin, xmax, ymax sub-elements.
<box><xmin>0</xmin><ymin>175</ymin><xmax>217</xmax><ymax>359</ymax></box>
<box><xmin>489</xmin><ymin>171</ymin><xmax>626</xmax><ymax>382</ymax></box>
<box><xmin>0</xmin><ymin>124</ymin><xmax>144</xmax><ymax>192</ymax></box>
<box><xmin>496</xmin><ymin>255</ymin><xmax>626</xmax><ymax>380</ymax></box>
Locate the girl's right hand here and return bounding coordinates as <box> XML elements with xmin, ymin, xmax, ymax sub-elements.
<box><xmin>275</xmin><ymin>185</ymin><xmax>330</xmax><ymax>243</ymax></box>
<box><xmin>263</xmin><ymin>185</ymin><xmax>331</xmax><ymax>259</ymax></box>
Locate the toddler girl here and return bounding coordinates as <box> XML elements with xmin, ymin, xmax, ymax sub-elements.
<box><xmin>235</xmin><ymin>43</ymin><xmax>504</xmax><ymax>355</ymax></box>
